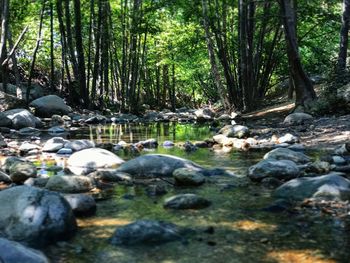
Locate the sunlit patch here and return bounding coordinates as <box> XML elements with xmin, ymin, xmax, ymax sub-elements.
<box><xmin>221</xmin><ymin>220</ymin><xmax>277</xmax><ymax>232</ymax></box>
<box><xmin>267</xmin><ymin>250</ymin><xmax>336</xmax><ymax>263</ymax></box>
<box><xmin>77</xmin><ymin>218</ymin><xmax>131</xmax><ymax>228</ymax></box>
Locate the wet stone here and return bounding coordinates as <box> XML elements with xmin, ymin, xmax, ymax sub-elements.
<box><xmin>164</xmin><ymin>194</ymin><xmax>211</xmax><ymax>209</ymax></box>
<box><xmin>173</xmin><ymin>168</ymin><xmax>205</xmax><ymax>186</ymax></box>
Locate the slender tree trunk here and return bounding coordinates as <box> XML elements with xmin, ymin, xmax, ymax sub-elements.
<box><xmin>337</xmin><ymin>0</ymin><xmax>350</xmax><ymax>73</ymax></box>
<box><xmin>279</xmin><ymin>0</ymin><xmax>316</xmax><ymax>109</ymax></box>
<box><xmin>8</xmin><ymin>29</ymin><xmax>21</xmax><ymax>98</ymax></box>
<box><xmin>87</xmin><ymin>0</ymin><xmax>95</xmax><ymax>100</ymax></box>
<box><xmin>0</xmin><ymin>0</ymin><xmax>9</xmax><ymax>93</ymax></box>
<box><xmin>73</xmin><ymin>0</ymin><xmax>89</xmax><ymax>107</ymax></box>
<box><xmin>50</xmin><ymin>1</ymin><xmax>55</xmax><ymax>91</ymax></box>
<box><xmin>27</xmin><ymin>1</ymin><xmax>46</xmax><ymax>104</ymax></box>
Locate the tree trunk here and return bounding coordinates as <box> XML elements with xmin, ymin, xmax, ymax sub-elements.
<box><xmin>50</xmin><ymin>1</ymin><xmax>55</xmax><ymax>91</ymax></box>
<box><xmin>279</xmin><ymin>0</ymin><xmax>316</xmax><ymax>109</ymax></box>
<box><xmin>8</xmin><ymin>29</ymin><xmax>21</xmax><ymax>98</ymax></box>
<box><xmin>337</xmin><ymin>0</ymin><xmax>350</xmax><ymax>74</ymax></box>
<box><xmin>0</xmin><ymin>0</ymin><xmax>9</xmax><ymax>93</ymax></box>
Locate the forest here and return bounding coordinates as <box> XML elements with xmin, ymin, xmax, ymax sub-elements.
<box><xmin>0</xmin><ymin>0</ymin><xmax>349</xmax><ymax>263</ymax></box>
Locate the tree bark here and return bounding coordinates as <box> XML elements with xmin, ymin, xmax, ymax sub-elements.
<box><xmin>0</xmin><ymin>0</ymin><xmax>9</xmax><ymax>93</ymax></box>
<box><xmin>279</xmin><ymin>0</ymin><xmax>316</xmax><ymax>109</ymax></box>
<box><xmin>337</xmin><ymin>0</ymin><xmax>350</xmax><ymax>73</ymax></box>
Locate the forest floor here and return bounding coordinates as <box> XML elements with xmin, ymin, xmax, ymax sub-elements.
<box><xmin>241</xmin><ymin>100</ymin><xmax>350</xmax><ymax>150</ymax></box>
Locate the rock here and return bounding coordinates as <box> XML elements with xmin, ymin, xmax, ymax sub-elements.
<box><xmin>2</xmin><ymin>157</ymin><xmax>25</xmax><ymax>173</ymax></box>
<box><xmin>248</xmin><ymin>159</ymin><xmax>300</xmax><ymax>182</ymax></box>
<box><xmin>9</xmin><ymin>162</ymin><xmax>37</xmax><ymax>183</ymax></box>
<box><xmin>262</xmin><ymin>199</ymin><xmax>292</xmax><ymax>213</ymax></box>
<box><xmin>48</xmin><ymin>126</ymin><xmax>66</xmax><ymax>135</ymax></box>
<box><xmin>218</xmin><ymin>125</ymin><xmax>249</xmax><ymax>138</ymax></box>
<box><xmin>163</xmin><ymin>141</ymin><xmax>175</xmax><ymax>147</ymax></box>
<box><xmin>278</xmin><ymin>133</ymin><xmax>299</xmax><ymax>144</ymax></box>
<box><xmin>42</xmin><ymin>137</ymin><xmax>67</xmax><ymax>152</ymax></box>
<box><xmin>85</xmin><ymin>115</ymin><xmax>107</xmax><ymax>124</ymax></box>
<box><xmin>0</xmin><ymin>171</ymin><xmax>12</xmax><ymax>183</ymax></box>
<box><xmin>0</xmin><ymin>83</ymin><xmax>44</xmax><ymax>101</ymax></box>
<box><xmin>274</xmin><ymin>173</ymin><xmax>350</xmax><ymax>201</ymax></box>
<box><xmin>64</xmin><ymin>139</ymin><xmax>95</xmax><ymax>152</ymax></box>
<box><xmin>0</xmin><ymin>238</ymin><xmax>49</xmax><ymax>263</ymax></box>
<box><xmin>0</xmin><ymin>113</ymin><xmax>12</xmax><ymax>127</ymax></box>
<box><xmin>57</xmin><ymin>148</ymin><xmax>73</xmax><ymax>155</ymax></box>
<box><xmin>332</xmin><ymin>156</ymin><xmax>347</xmax><ymax>165</ymax></box>
<box><xmin>334</xmin><ymin>143</ymin><xmax>350</xmax><ymax>156</ymax></box>
<box><xmin>337</xmin><ymin>82</ymin><xmax>350</xmax><ymax>103</ymax></box>
<box><xmin>307</xmin><ymin>161</ymin><xmax>330</xmax><ymax>174</ymax></box>
<box><xmin>18</xmin><ymin>127</ymin><xmax>41</xmax><ymax>136</ymax></box>
<box><xmin>283</xmin><ymin>113</ymin><xmax>313</xmax><ymax>126</ymax></box>
<box><xmin>45</xmin><ymin>175</ymin><xmax>95</xmax><ymax>193</ymax></box>
<box><xmin>195</xmin><ymin>108</ymin><xmax>215</xmax><ymax>121</ymax></box>
<box><xmin>88</xmin><ymin>170</ymin><xmax>132</xmax><ymax>183</ymax></box>
<box><xmin>2</xmin><ymin>109</ymin><xmax>42</xmax><ymax>129</ymax></box>
<box><xmin>183</xmin><ymin>141</ymin><xmax>197</xmax><ymax>152</ymax></box>
<box><xmin>24</xmin><ymin>177</ymin><xmax>50</xmax><ymax>188</ymax></box>
<box><xmin>67</xmin><ymin>148</ymin><xmax>124</xmax><ymax>175</ymax></box>
<box><xmin>164</xmin><ymin>194</ymin><xmax>211</xmax><ymax>209</ymax></box>
<box><xmin>0</xmin><ymin>185</ymin><xmax>76</xmax><ymax>247</ymax></box>
<box><xmin>138</xmin><ymin>138</ymin><xmax>158</xmax><ymax>148</ymax></box>
<box><xmin>29</xmin><ymin>95</ymin><xmax>71</xmax><ymax>117</ymax></box>
<box><xmin>0</xmin><ymin>91</ymin><xmax>27</xmax><ymax>112</ymax></box>
<box><xmin>216</xmin><ymin>114</ymin><xmax>231</xmax><ymax>121</ymax></box>
<box><xmin>0</xmin><ymin>134</ymin><xmax>6</xmax><ymax>148</ymax></box>
<box><xmin>173</xmin><ymin>168</ymin><xmax>205</xmax><ymax>186</ymax></box>
<box><xmin>264</xmin><ymin>148</ymin><xmax>311</xmax><ymax>164</ymax></box>
<box><xmin>116</xmin><ymin>154</ymin><xmax>204</xmax><ymax>178</ymax></box>
<box><xmin>18</xmin><ymin>142</ymin><xmax>40</xmax><ymax>153</ymax></box>
<box><xmin>145</xmin><ymin>184</ymin><xmax>168</xmax><ymax>196</ymax></box>
<box><xmin>63</xmin><ymin>194</ymin><xmax>96</xmax><ymax>217</ymax></box>
<box><xmin>261</xmin><ymin>177</ymin><xmax>282</xmax><ymax>188</ymax></box>
<box><xmin>213</xmin><ymin>134</ymin><xmax>227</xmax><ymax>144</ymax></box>
<box><xmin>288</xmin><ymin>144</ymin><xmax>306</xmax><ymax>151</ymax></box>
<box><xmin>110</xmin><ymin>220</ymin><xmax>184</xmax><ymax>245</ymax></box>
<box><xmin>194</xmin><ymin>141</ymin><xmax>209</xmax><ymax>148</ymax></box>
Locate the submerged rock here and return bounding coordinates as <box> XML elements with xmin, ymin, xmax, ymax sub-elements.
<box><xmin>274</xmin><ymin>173</ymin><xmax>350</xmax><ymax>201</ymax></box>
<box><xmin>29</xmin><ymin>95</ymin><xmax>71</xmax><ymax>117</ymax></box>
<box><xmin>115</xmin><ymin>154</ymin><xmax>203</xmax><ymax>178</ymax></box>
<box><xmin>264</xmin><ymin>148</ymin><xmax>310</xmax><ymax>164</ymax></box>
<box><xmin>173</xmin><ymin>168</ymin><xmax>205</xmax><ymax>186</ymax></box>
<box><xmin>45</xmin><ymin>175</ymin><xmax>95</xmax><ymax>193</ymax></box>
<box><xmin>110</xmin><ymin>220</ymin><xmax>184</xmax><ymax>245</ymax></box>
<box><xmin>0</xmin><ymin>238</ymin><xmax>49</xmax><ymax>263</ymax></box>
<box><xmin>248</xmin><ymin>159</ymin><xmax>299</xmax><ymax>182</ymax></box>
<box><xmin>67</xmin><ymin>148</ymin><xmax>124</xmax><ymax>175</ymax></box>
<box><xmin>164</xmin><ymin>194</ymin><xmax>211</xmax><ymax>209</ymax></box>
<box><xmin>0</xmin><ymin>186</ymin><xmax>76</xmax><ymax>248</ymax></box>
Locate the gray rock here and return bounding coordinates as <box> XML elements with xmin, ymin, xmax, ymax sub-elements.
<box><xmin>24</xmin><ymin>177</ymin><xmax>50</xmax><ymax>188</ymax></box>
<box><xmin>42</xmin><ymin>137</ymin><xmax>67</xmax><ymax>152</ymax></box>
<box><xmin>45</xmin><ymin>175</ymin><xmax>95</xmax><ymax>193</ymax></box>
<box><xmin>283</xmin><ymin>113</ymin><xmax>313</xmax><ymax>125</ymax></box>
<box><xmin>0</xmin><ymin>113</ymin><xmax>12</xmax><ymax>127</ymax></box>
<box><xmin>115</xmin><ymin>154</ymin><xmax>204</xmax><ymax>178</ymax></box>
<box><xmin>274</xmin><ymin>173</ymin><xmax>350</xmax><ymax>201</ymax></box>
<box><xmin>0</xmin><ymin>185</ymin><xmax>76</xmax><ymax>247</ymax></box>
<box><xmin>334</xmin><ymin>143</ymin><xmax>350</xmax><ymax>156</ymax></box>
<box><xmin>0</xmin><ymin>134</ymin><xmax>7</xmax><ymax>148</ymax></box>
<box><xmin>0</xmin><ymin>171</ymin><xmax>12</xmax><ymax>183</ymax></box>
<box><xmin>173</xmin><ymin>168</ymin><xmax>205</xmax><ymax>186</ymax></box>
<box><xmin>264</xmin><ymin>148</ymin><xmax>311</xmax><ymax>164</ymax></box>
<box><xmin>9</xmin><ymin>162</ymin><xmax>37</xmax><ymax>183</ymax></box>
<box><xmin>88</xmin><ymin>170</ymin><xmax>132</xmax><ymax>183</ymax></box>
<box><xmin>278</xmin><ymin>133</ymin><xmax>299</xmax><ymax>144</ymax></box>
<box><xmin>138</xmin><ymin>138</ymin><xmax>158</xmax><ymax>148</ymax></box>
<box><xmin>248</xmin><ymin>159</ymin><xmax>300</xmax><ymax>182</ymax></box>
<box><xmin>57</xmin><ymin>148</ymin><xmax>73</xmax><ymax>155</ymax></box>
<box><xmin>18</xmin><ymin>127</ymin><xmax>41</xmax><ymax>136</ymax></box>
<box><xmin>307</xmin><ymin>161</ymin><xmax>331</xmax><ymax>174</ymax></box>
<box><xmin>2</xmin><ymin>157</ymin><xmax>25</xmax><ymax>173</ymax></box>
<box><xmin>29</xmin><ymin>95</ymin><xmax>71</xmax><ymax>117</ymax></box>
<box><xmin>64</xmin><ymin>139</ymin><xmax>95</xmax><ymax>152</ymax></box>
<box><xmin>3</xmin><ymin>109</ymin><xmax>42</xmax><ymax>129</ymax></box>
<box><xmin>164</xmin><ymin>194</ymin><xmax>211</xmax><ymax>209</ymax></box>
<box><xmin>195</xmin><ymin>108</ymin><xmax>215</xmax><ymax>120</ymax></box>
<box><xmin>85</xmin><ymin>115</ymin><xmax>107</xmax><ymax>124</ymax></box>
<box><xmin>18</xmin><ymin>142</ymin><xmax>40</xmax><ymax>153</ymax></box>
<box><xmin>218</xmin><ymin>125</ymin><xmax>249</xmax><ymax>138</ymax></box>
<box><xmin>48</xmin><ymin>126</ymin><xmax>66</xmax><ymax>135</ymax></box>
<box><xmin>0</xmin><ymin>238</ymin><xmax>49</xmax><ymax>263</ymax></box>
<box><xmin>0</xmin><ymin>83</ymin><xmax>44</xmax><ymax>101</ymax></box>
<box><xmin>63</xmin><ymin>194</ymin><xmax>96</xmax><ymax>217</ymax></box>
<box><xmin>110</xmin><ymin>220</ymin><xmax>184</xmax><ymax>245</ymax></box>
<box><xmin>67</xmin><ymin>148</ymin><xmax>124</xmax><ymax>175</ymax></box>
<box><xmin>163</xmin><ymin>141</ymin><xmax>175</xmax><ymax>147</ymax></box>
<box><xmin>332</xmin><ymin>156</ymin><xmax>347</xmax><ymax>165</ymax></box>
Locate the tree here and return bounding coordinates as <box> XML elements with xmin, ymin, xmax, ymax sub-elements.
<box><xmin>279</xmin><ymin>0</ymin><xmax>316</xmax><ymax>110</ymax></box>
<box><xmin>337</xmin><ymin>0</ymin><xmax>350</xmax><ymax>74</ymax></box>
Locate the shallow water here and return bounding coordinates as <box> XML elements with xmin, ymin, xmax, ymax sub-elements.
<box><xmin>44</xmin><ymin>123</ymin><xmax>350</xmax><ymax>263</ymax></box>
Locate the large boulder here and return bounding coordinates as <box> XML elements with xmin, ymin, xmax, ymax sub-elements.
<box><xmin>29</xmin><ymin>95</ymin><xmax>71</xmax><ymax>117</ymax></box>
<box><xmin>115</xmin><ymin>154</ymin><xmax>204</xmax><ymax>178</ymax></box>
<box><xmin>0</xmin><ymin>238</ymin><xmax>49</xmax><ymax>263</ymax></box>
<box><xmin>110</xmin><ymin>220</ymin><xmax>185</xmax><ymax>246</ymax></box>
<box><xmin>63</xmin><ymin>194</ymin><xmax>96</xmax><ymax>217</ymax></box>
<box><xmin>218</xmin><ymin>125</ymin><xmax>249</xmax><ymax>138</ymax></box>
<box><xmin>274</xmin><ymin>173</ymin><xmax>350</xmax><ymax>201</ymax></box>
<box><xmin>67</xmin><ymin>148</ymin><xmax>124</xmax><ymax>175</ymax></box>
<box><xmin>45</xmin><ymin>175</ymin><xmax>95</xmax><ymax>193</ymax></box>
<box><xmin>0</xmin><ymin>90</ymin><xmax>26</xmax><ymax>112</ymax></box>
<box><xmin>194</xmin><ymin>108</ymin><xmax>215</xmax><ymax>121</ymax></box>
<box><xmin>2</xmin><ymin>109</ymin><xmax>42</xmax><ymax>129</ymax></box>
<box><xmin>0</xmin><ymin>83</ymin><xmax>44</xmax><ymax>101</ymax></box>
<box><xmin>0</xmin><ymin>186</ymin><xmax>77</xmax><ymax>248</ymax></box>
<box><xmin>248</xmin><ymin>159</ymin><xmax>300</xmax><ymax>182</ymax></box>
<box><xmin>283</xmin><ymin>113</ymin><xmax>313</xmax><ymax>126</ymax></box>
<box><xmin>264</xmin><ymin>148</ymin><xmax>311</xmax><ymax>164</ymax></box>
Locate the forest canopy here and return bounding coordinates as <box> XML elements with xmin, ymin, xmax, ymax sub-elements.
<box><xmin>0</xmin><ymin>0</ymin><xmax>348</xmax><ymax>113</ymax></box>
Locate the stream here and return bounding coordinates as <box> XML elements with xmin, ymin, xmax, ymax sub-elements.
<box><xmin>43</xmin><ymin>122</ymin><xmax>350</xmax><ymax>263</ymax></box>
